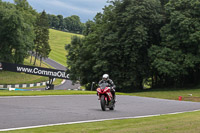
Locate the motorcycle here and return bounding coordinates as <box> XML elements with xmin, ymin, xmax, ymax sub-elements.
<box><xmin>96</xmin><ymin>83</ymin><xmax>115</xmax><ymax>111</ymax></box>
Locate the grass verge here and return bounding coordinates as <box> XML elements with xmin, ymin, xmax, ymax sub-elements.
<box><xmin>49</xmin><ymin>29</ymin><xmax>83</xmax><ymax>66</ymax></box>
<box><xmin>0</xmin><ymin>90</ymin><xmax>95</xmax><ymax>96</ymax></box>
<box><xmin>0</xmin><ymin>71</ymin><xmax>48</xmax><ymax>85</ymax></box>
<box><xmin>118</xmin><ymin>88</ymin><xmax>200</xmax><ymax>102</ymax></box>
<box><xmin>0</xmin><ymin>57</ymin><xmax>63</xmax><ymax>86</ymax></box>
<box><xmin>3</xmin><ymin>110</ymin><xmax>200</xmax><ymax>133</ymax></box>
<box><xmin>0</xmin><ymin>57</ymin><xmax>49</xmax><ymax>85</ymax></box>
<box><xmin>0</xmin><ymin>88</ymin><xmax>200</xmax><ymax>132</ymax></box>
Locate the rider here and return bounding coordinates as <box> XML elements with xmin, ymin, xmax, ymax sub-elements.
<box><xmin>98</xmin><ymin>74</ymin><xmax>116</xmax><ymax>101</ymax></box>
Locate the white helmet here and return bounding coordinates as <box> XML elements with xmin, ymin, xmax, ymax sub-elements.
<box><xmin>102</xmin><ymin>74</ymin><xmax>109</xmax><ymax>80</ymax></box>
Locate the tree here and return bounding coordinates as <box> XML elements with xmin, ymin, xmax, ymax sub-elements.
<box><xmin>83</xmin><ymin>20</ymin><xmax>95</xmax><ymax>36</ymax></box>
<box><xmin>57</xmin><ymin>15</ymin><xmax>64</xmax><ymax>30</ymax></box>
<box><xmin>34</xmin><ymin>10</ymin><xmax>51</xmax><ymax>66</ymax></box>
<box><xmin>63</xmin><ymin>15</ymin><xmax>84</xmax><ymax>33</ymax></box>
<box><xmin>149</xmin><ymin>0</ymin><xmax>200</xmax><ymax>87</ymax></box>
<box><xmin>97</xmin><ymin>0</ymin><xmax>162</xmax><ymax>91</ymax></box>
<box><xmin>66</xmin><ymin>0</ymin><xmax>162</xmax><ymax>91</ymax></box>
<box><xmin>51</xmin><ymin>15</ymin><xmax>59</xmax><ymax>29</ymax></box>
<box><xmin>46</xmin><ymin>14</ymin><xmax>85</xmax><ymax>34</ymax></box>
<box><xmin>0</xmin><ymin>1</ymin><xmax>36</xmax><ymax>64</ymax></box>
<box><xmin>159</xmin><ymin>0</ymin><xmax>169</xmax><ymax>7</ymax></box>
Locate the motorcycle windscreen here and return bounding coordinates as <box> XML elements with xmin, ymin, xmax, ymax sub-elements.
<box><xmin>100</xmin><ymin>83</ymin><xmax>109</xmax><ymax>90</ymax></box>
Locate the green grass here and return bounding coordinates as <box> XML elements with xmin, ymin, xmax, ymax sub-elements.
<box><xmin>1</xmin><ymin>88</ymin><xmax>200</xmax><ymax>132</ymax></box>
<box><xmin>0</xmin><ymin>57</ymin><xmax>49</xmax><ymax>85</ymax></box>
<box><xmin>18</xmin><ymin>78</ymin><xmax>64</xmax><ymax>89</ymax></box>
<box><xmin>0</xmin><ymin>71</ymin><xmax>48</xmax><ymax>84</ymax></box>
<box><xmin>1</xmin><ymin>87</ymin><xmax>200</xmax><ymax>102</ymax></box>
<box><xmin>2</xmin><ymin>30</ymin><xmax>200</xmax><ymax>133</ymax></box>
<box><xmin>118</xmin><ymin>88</ymin><xmax>200</xmax><ymax>102</ymax></box>
<box><xmin>3</xmin><ymin>110</ymin><xmax>200</xmax><ymax>133</ymax></box>
<box><xmin>0</xmin><ymin>29</ymin><xmax>82</xmax><ymax>86</ymax></box>
<box><xmin>0</xmin><ymin>90</ymin><xmax>95</xmax><ymax>96</ymax></box>
<box><xmin>49</xmin><ymin>29</ymin><xmax>83</xmax><ymax>66</ymax></box>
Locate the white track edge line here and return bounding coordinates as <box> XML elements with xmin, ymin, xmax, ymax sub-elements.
<box><xmin>1</xmin><ymin>109</ymin><xmax>200</xmax><ymax>132</ymax></box>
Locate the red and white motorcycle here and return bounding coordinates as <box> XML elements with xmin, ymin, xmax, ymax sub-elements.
<box><xmin>96</xmin><ymin>83</ymin><xmax>115</xmax><ymax>111</ymax></box>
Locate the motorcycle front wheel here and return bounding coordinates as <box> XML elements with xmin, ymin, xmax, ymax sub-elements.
<box><xmin>100</xmin><ymin>95</ymin><xmax>106</xmax><ymax>111</ymax></box>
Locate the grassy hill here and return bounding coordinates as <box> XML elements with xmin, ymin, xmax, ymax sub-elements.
<box><xmin>0</xmin><ymin>29</ymin><xmax>82</xmax><ymax>85</ymax></box>
<box><xmin>49</xmin><ymin>29</ymin><xmax>83</xmax><ymax>66</ymax></box>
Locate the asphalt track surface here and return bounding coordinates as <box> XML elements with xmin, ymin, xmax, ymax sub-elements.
<box><xmin>1</xmin><ymin>59</ymin><xmax>200</xmax><ymax>131</ymax></box>
<box><xmin>0</xmin><ymin>95</ymin><xmax>200</xmax><ymax>131</ymax></box>
<box><xmin>37</xmin><ymin>58</ymin><xmax>80</xmax><ymax>90</ymax></box>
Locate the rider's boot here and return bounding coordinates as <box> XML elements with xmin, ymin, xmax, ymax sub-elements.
<box><xmin>111</xmin><ymin>88</ymin><xmax>117</xmax><ymax>103</ymax></box>
<box><xmin>113</xmin><ymin>93</ymin><xmax>116</xmax><ymax>103</ymax></box>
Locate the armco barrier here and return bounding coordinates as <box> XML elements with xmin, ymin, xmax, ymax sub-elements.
<box><xmin>0</xmin><ymin>80</ymin><xmax>85</xmax><ymax>91</ymax></box>
<box><xmin>0</xmin><ymin>78</ymin><xmax>56</xmax><ymax>89</ymax></box>
<box><xmin>0</xmin><ymin>81</ymin><xmax>47</xmax><ymax>89</ymax></box>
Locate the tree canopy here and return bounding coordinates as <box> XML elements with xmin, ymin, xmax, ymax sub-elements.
<box><xmin>66</xmin><ymin>0</ymin><xmax>200</xmax><ymax>91</ymax></box>
<box><xmin>0</xmin><ymin>0</ymin><xmax>36</xmax><ymax>64</ymax></box>
<box><xmin>149</xmin><ymin>0</ymin><xmax>200</xmax><ymax>87</ymax></box>
<box><xmin>33</xmin><ymin>10</ymin><xmax>51</xmax><ymax>66</ymax></box>
<box><xmin>66</xmin><ymin>0</ymin><xmax>163</xmax><ymax>91</ymax></box>
<box><xmin>47</xmin><ymin>14</ymin><xmax>85</xmax><ymax>34</ymax></box>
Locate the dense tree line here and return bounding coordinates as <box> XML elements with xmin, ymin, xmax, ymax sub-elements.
<box><xmin>47</xmin><ymin>14</ymin><xmax>85</xmax><ymax>34</ymax></box>
<box><xmin>0</xmin><ymin>0</ymin><xmax>36</xmax><ymax>64</ymax></box>
<box><xmin>0</xmin><ymin>0</ymin><xmax>50</xmax><ymax>65</ymax></box>
<box><xmin>149</xmin><ymin>0</ymin><xmax>200</xmax><ymax>88</ymax></box>
<box><xmin>66</xmin><ymin>0</ymin><xmax>200</xmax><ymax>91</ymax></box>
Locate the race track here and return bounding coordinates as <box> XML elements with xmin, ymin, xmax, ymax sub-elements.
<box><xmin>1</xmin><ymin>59</ymin><xmax>200</xmax><ymax>131</ymax></box>
<box><xmin>38</xmin><ymin>58</ymin><xmax>80</xmax><ymax>90</ymax></box>
<box><xmin>1</xmin><ymin>95</ymin><xmax>200</xmax><ymax>131</ymax></box>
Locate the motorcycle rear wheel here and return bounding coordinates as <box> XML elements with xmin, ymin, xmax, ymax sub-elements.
<box><xmin>100</xmin><ymin>95</ymin><xmax>106</xmax><ymax>111</ymax></box>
